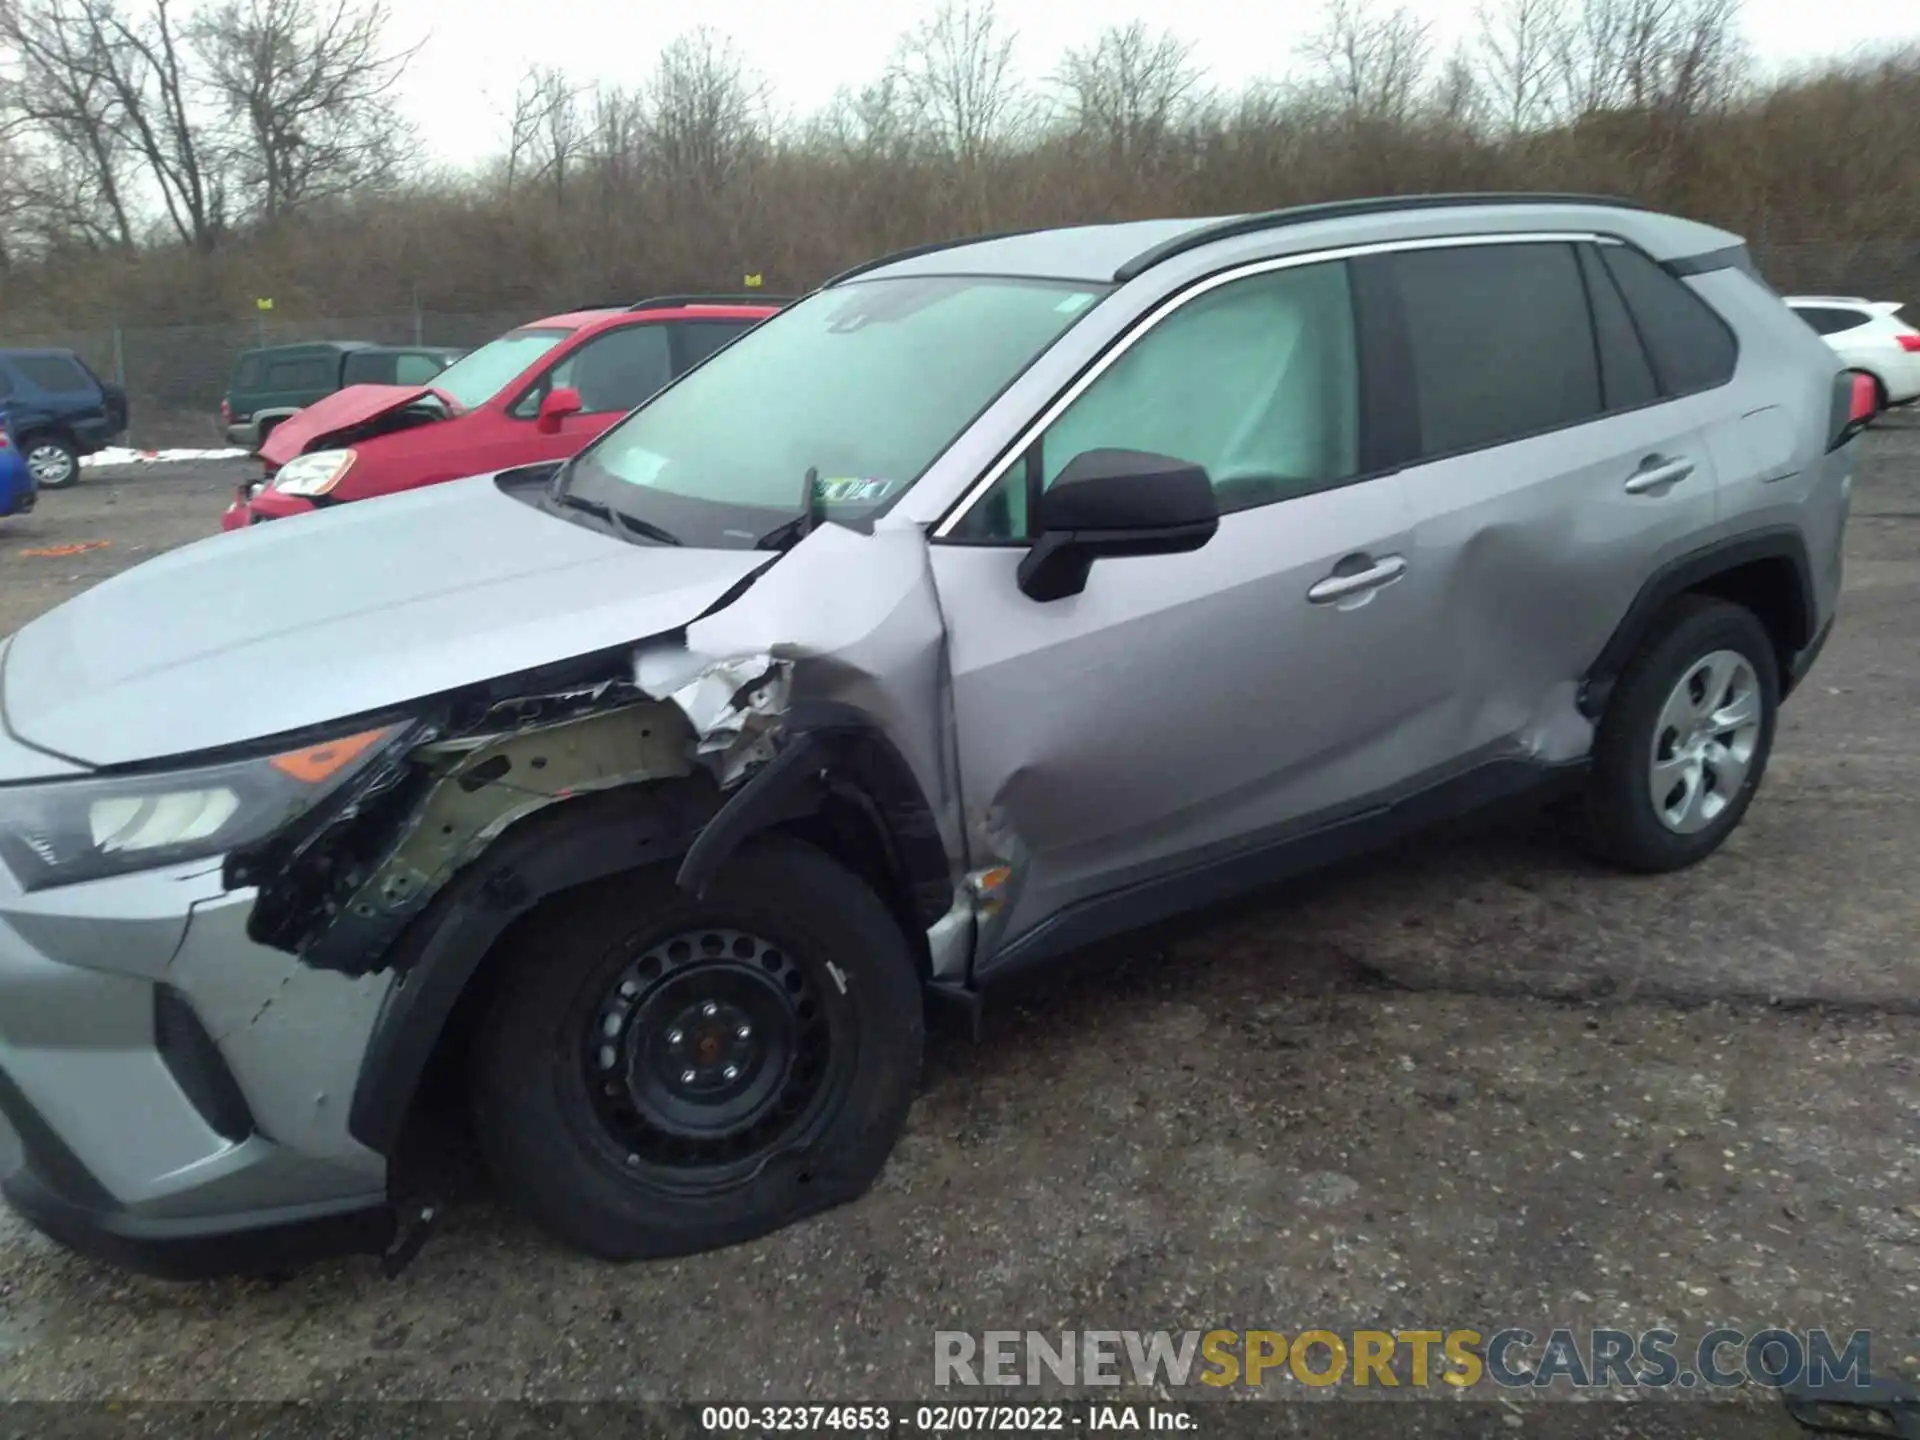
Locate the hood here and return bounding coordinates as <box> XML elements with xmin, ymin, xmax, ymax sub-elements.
<box><xmin>0</xmin><ymin>473</ymin><xmax>771</xmax><ymax>767</ymax></box>
<box><xmin>258</xmin><ymin>383</ymin><xmax>439</xmax><ymax>467</ymax></box>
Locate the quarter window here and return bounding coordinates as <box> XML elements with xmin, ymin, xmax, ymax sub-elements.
<box><xmin>1597</xmin><ymin>244</ymin><xmax>1738</xmax><ymax>395</ymax></box>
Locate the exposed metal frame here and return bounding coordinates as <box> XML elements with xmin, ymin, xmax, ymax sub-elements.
<box><xmin>929</xmin><ymin>229</ymin><xmax>1610</xmax><ymax>539</ymax></box>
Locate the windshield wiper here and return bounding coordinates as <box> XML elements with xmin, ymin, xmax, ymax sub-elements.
<box><xmin>548</xmin><ymin>491</ymin><xmax>681</xmax><ymax>546</ymax></box>
<box><xmin>755</xmin><ymin>466</ymin><xmax>824</xmax><ymax>552</ymax></box>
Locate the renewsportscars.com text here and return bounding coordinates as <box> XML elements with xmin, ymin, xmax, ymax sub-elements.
<box><xmin>934</xmin><ymin>1328</ymin><xmax>1873</xmax><ymax>1391</ymax></box>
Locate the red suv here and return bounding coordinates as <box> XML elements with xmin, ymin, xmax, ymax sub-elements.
<box><xmin>221</xmin><ymin>296</ymin><xmax>786</xmax><ymax>530</ymax></box>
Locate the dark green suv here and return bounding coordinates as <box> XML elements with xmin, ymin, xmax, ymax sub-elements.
<box><xmin>220</xmin><ymin>341</ymin><xmax>463</xmax><ymax>452</ymax></box>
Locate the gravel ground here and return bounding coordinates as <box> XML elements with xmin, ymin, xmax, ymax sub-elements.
<box><xmin>0</xmin><ymin>436</ymin><xmax>1917</xmax><ymax>1429</ymax></box>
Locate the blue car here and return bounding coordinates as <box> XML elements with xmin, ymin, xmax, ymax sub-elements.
<box><xmin>0</xmin><ymin>410</ymin><xmax>35</xmax><ymax>518</ymax></box>
<box><xmin>0</xmin><ymin>348</ymin><xmax>129</xmax><ymax>490</ymax></box>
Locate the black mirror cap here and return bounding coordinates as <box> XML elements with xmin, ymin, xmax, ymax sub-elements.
<box><xmin>1017</xmin><ymin>448</ymin><xmax>1220</xmax><ymax>602</ymax></box>
<box><xmin>1037</xmin><ymin>447</ymin><xmax>1219</xmax><ymax>533</ymax></box>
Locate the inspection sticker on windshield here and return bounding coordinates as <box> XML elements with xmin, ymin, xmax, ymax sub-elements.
<box><xmin>814</xmin><ymin>476</ymin><xmax>898</xmax><ymax>503</ymax></box>
<box><xmin>1055</xmin><ymin>292</ymin><xmax>1097</xmax><ymax>314</ymax></box>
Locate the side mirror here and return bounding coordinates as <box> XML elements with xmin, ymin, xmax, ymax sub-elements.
<box><xmin>536</xmin><ymin>385</ymin><xmax>582</xmax><ymax>435</ymax></box>
<box><xmin>1016</xmin><ymin>448</ymin><xmax>1219</xmax><ymax>602</ymax></box>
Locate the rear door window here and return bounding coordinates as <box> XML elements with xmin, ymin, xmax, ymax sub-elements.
<box><xmin>14</xmin><ymin>354</ymin><xmax>94</xmax><ymax>393</ymax></box>
<box><xmin>1792</xmin><ymin>305</ymin><xmax>1869</xmax><ymax>337</ymax></box>
<box><xmin>1597</xmin><ymin>244</ymin><xmax>1738</xmax><ymax>395</ymax></box>
<box><xmin>1383</xmin><ymin>241</ymin><xmax>1603</xmax><ymax>458</ymax></box>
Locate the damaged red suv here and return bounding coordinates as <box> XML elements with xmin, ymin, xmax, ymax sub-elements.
<box><xmin>221</xmin><ymin>296</ymin><xmax>785</xmax><ymax>530</ymax></box>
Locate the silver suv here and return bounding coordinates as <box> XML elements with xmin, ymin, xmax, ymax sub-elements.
<box><xmin>0</xmin><ymin>194</ymin><xmax>1864</xmax><ymax>1277</ymax></box>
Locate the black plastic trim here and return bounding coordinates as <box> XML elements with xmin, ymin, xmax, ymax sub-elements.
<box><xmin>978</xmin><ymin>756</ymin><xmax>1586</xmax><ymax>985</ymax></box>
<box><xmin>2</xmin><ymin>1167</ymin><xmax>392</xmax><ymax>1281</ymax></box>
<box><xmin>1578</xmin><ymin>527</ymin><xmax>1817</xmax><ymax>720</ymax></box>
<box><xmin>1112</xmin><ymin>193</ymin><xmax>1650</xmax><ymax>283</ymax></box>
<box><xmin>1786</xmin><ymin>612</ymin><xmax>1836</xmax><ymax>698</ymax></box>
<box><xmin>152</xmin><ymin>985</ymin><xmax>255</xmax><ymax>1143</ymax></box>
<box><xmin>677</xmin><ymin>731</ymin><xmax>828</xmax><ymax>897</ymax></box>
<box><xmin>345</xmin><ymin>781</ymin><xmax>718</xmax><ymax>1155</ymax></box>
<box><xmin>0</xmin><ymin>1065</ymin><xmax>389</xmax><ymax>1280</ymax></box>
<box><xmin>1661</xmin><ymin>244</ymin><xmax>1756</xmax><ymax>279</ymax></box>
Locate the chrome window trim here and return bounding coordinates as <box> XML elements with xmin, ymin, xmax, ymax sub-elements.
<box><xmin>931</xmin><ymin>229</ymin><xmax>1608</xmax><ymax>538</ymax></box>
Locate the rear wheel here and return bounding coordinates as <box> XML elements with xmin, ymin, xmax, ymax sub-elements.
<box><xmin>22</xmin><ymin>434</ymin><xmax>79</xmax><ymax>489</ymax></box>
<box><xmin>1580</xmin><ymin>596</ymin><xmax>1780</xmax><ymax>873</ymax></box>
<box><xmin>469</xmin><ymin>835</ymin><xmax>923</xmax><ymax>1260</ymax></box>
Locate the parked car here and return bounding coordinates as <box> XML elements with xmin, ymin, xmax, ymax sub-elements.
<box><xmin>220</xmin><ymin>296</ymin><xmax>787</xmax><ymax>530</ymax></box>
<box><xmin>0</xmin><ymin>412</ymin><xmax>32</xmax><ymax>518</ymax></box>
<box><xmin>0</xmin><ymin>347</ymin><xmax>129</xmax><ymax>489</ymax></box>
<box><xmin>0</xmin><ymin>195</ymin><xmax>1861</xmax><ymax>1279</ymax></box>
<box><xmin>1784</xmin><ymin>295</ymin><xmax>1920</xmax><ymax>412</ymax></box>
<box><xmin>221</xmin><ymin>341</ymin><xmax>465</xmax><ymax>452</ymax></box>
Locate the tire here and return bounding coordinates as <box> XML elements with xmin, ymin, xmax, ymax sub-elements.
<box><xmin>1580</xmin><ymin>595</ymin><xmax>1780</xmax><ymax>874</ymax></box>
<box><xmin>469</xmin><ymin>834</ymin><xmax>924</xmax><ymax>1260</ymax></box>
<box><xmin>22</xmin><ymin>434</ymin><xmax>79</xmax><ymax>490</ymax></box>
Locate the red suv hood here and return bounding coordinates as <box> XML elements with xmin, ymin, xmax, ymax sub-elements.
<box><xmin>259</xmin><ymin>383</ymin><xmax>443</xmax><ymax>467</ymax></box>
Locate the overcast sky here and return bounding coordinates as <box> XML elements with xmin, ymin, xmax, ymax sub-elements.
<box><xmin>391</xmin><ymin>0</ymin><xmax>1920</xmax><ymax>167</ymax></box>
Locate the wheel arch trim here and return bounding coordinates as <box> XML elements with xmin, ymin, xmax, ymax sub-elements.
<box><xmin>1579</xmin><ymin>526</ymin><xmax>1817</xmax><ymax>720</ymax></box>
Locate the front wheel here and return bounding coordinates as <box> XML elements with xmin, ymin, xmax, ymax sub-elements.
<box><xmin>1580</xmin><ymin>595</ymin><xmax>1780</xmax><ymax>873</ymax></box>
<box><xmin>470</xmin><ymin>835</ymin><xmax>924</xmax><ymax>1260</ymax></box>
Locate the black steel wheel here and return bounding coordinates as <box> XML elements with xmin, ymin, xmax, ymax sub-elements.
<box><xmin>470</xmin><ymin>835</ymin><xmax>923</xmax><ymax>1260</ymax></box>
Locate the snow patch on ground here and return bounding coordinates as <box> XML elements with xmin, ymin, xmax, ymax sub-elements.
<box><xmin>81</xmin><ymin>446</ymin><xmax>249</xmax><ymax>467</ymax></box>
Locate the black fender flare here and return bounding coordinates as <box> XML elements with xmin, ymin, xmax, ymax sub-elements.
<box><xmin>346</xmin><ymin>780</ymin><xmax>717</xmax><ymax>1155</ymax></box>
<box><xmin>675</xmin><ymin>701</ymin><xmax>954</xmax><ymax>933</ymax></box>
<box><xmin>1577</xmin><ymin>526</ymin><xmax>1817</xmax><ymax>720</ymax></box>
<box><xmin>346</xmin><ymin>706</ymin><xmax>955</xmax><ymax>1157</ymax></box>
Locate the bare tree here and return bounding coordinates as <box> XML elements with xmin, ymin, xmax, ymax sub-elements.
<box><xmin>1055</xmin><ymin>21</ymin><xmax>1203</xmax><ymax>162</ymax></box>
<box><xmin>193</xmin><ymin>0</ymin><xmax>418</xmax><ymax>222</ymax></box>
<box><xmin>889</xmin><ymin>0</ymin><xmax>1026</xmax><ymax>164</ymax></box>
<box><xmin>47</xmin><ymin>0</ymin><xmax>227</xmax><ymax>249</ymax></box>
<box><xmin>1473</xmin><ymin>0</ymin><xmax>1565</xmax><ymax>131</ymax></box>
<box><xmin>1549</xmin><ymin>0</ymin><xmax>1744</xmax><ymax>123</ymax></box>
<box><xmin>503</xmin><ymin>63</ymin><xmax>585</xmax><ymax>202</ymax></box>
<box><xmin>641</xmin><ymin>28</ymin><xmax>766</xmax><ymax>192</ymax></box>
<box><xmin>1298</xmin><ymin>0</ymin><xmax>1436</xmax><ymax>126</ymax></box>
<box><xmin>0</xmin><ymin>0</ymin><xmax>143</xmax><ymax>248</ymax></box>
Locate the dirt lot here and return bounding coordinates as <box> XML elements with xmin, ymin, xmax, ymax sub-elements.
<box><xmin>0</xmin><ymin>436</ymin><xmax>1916</xmax><ymax>1425</ymax></box>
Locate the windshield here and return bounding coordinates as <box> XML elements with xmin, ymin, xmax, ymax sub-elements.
<box><xmin>430</xmin><ymin>326</ymin><xmax>572</xmax><ymax>409</ymax></box>
<box><xmin>561</xmin><ymin>276</ymin><xmax>1107</xmax><ymax>548</ymax></box>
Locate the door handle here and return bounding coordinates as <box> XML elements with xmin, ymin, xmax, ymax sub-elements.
<box><xmin>1623</xmin><ymin>456</ymin><xmax>1695</xmax><ymax>494</ymax></box>
<box><xmin>1307</xmin><ymin>554</ymin><xmax>1407</xmax><ymax>605</ymax></box>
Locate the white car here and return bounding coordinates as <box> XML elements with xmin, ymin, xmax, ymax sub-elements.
<box><xmin>1785</xmin><ymin>295</ymin><xmax>1920</xmax><ymax>411</ymax></box>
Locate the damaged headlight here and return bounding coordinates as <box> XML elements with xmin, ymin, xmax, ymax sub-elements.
<box><xmin>0</xmin><ymin>724</ymin><xmax>401</xmax><ymax>892</ymax></box>
<box><xmin>272</xmin><ymin>449</ymin><xmax>357</xmax><ymax>496</ymax></box>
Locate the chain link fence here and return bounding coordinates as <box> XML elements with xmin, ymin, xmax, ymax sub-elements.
<box><xmin>6</xmin><ymin>238</ymin><xmax>1917</xmax><ymax>446</ymax></box>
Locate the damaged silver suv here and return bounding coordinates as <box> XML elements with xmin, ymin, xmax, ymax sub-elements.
<box><xmin>0</xmin><ymin>195</ymin><xmax>1863</xmax><ymax>1277</ymax></box>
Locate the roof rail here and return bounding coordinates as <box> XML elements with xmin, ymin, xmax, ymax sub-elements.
<box><xmin>825</xmin><ymin>227</ymin><xmax>1051</xmax><ymax>287</ymax></box>
<box><xmin>1112</xmin><ymin>192</ymin><xmax>1652</xmax><ymax>282</ymax></box>
<box><xmin>627</xmin><ymin>293</ymin><xmax>795</xmax><ymax>311</ymax></box>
